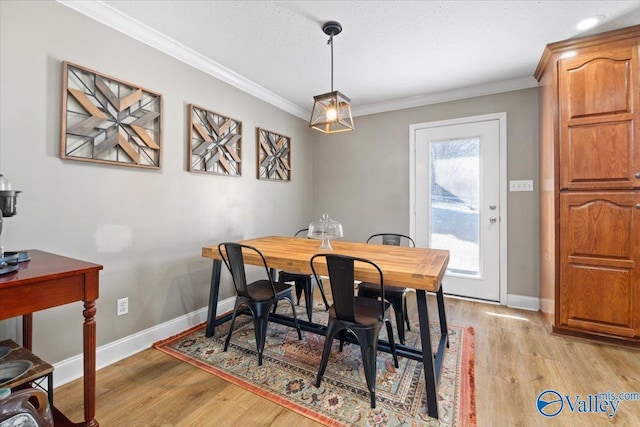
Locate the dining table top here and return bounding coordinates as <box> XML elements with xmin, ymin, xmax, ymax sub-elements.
<box><xmin>202</xmin><ymin>235</ymin><xmax>449</xmax><ymax>292</ymax></box>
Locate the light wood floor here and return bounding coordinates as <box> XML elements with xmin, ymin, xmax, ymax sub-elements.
<box><xmin>54</xmin><ymin>292</ymin><xmax>640</xmax><ymax>426</ymax></box>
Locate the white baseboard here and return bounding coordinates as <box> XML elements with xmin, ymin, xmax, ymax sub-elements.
<box><xmin>53</xmin><ymin>296</ymin><xmax>236</xmax><ymax>387</ymax></box>
<box><xmin>506</xmin><ymin>294</ymin><xmax>540</xmax><ymax>311</ymax></box>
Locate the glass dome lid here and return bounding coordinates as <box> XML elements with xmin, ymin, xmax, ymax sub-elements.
<box><xmin>0</xmin><ymin>174</ymin><xmax>11</xmax><ymax>191</ymax></box>
<box><xmin>308</xmin><ymin>213</ymin><xmax>343</xmax><ymax>250</ymax></box>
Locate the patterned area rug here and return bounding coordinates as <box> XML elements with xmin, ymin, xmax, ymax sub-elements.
<box><xmin>154</xmin><ymin>301</ymin><xmax>475</xmax><ymax>426</ymax></box>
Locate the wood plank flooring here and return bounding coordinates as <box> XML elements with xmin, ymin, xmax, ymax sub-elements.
<box><xmin>54</xmin><ymin>292</ymin><xmax>640</xmax><ymax>426</ymax></box>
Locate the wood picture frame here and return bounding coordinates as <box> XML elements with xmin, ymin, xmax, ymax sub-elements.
<box><xmin>256</xmin><ymin>128</ymin><xmax>291</xmax><ymax>181</ymax></box>
<box><xmin>60</xmin><ymin>61</ymin><xmax>162</xmax><ymax>169</ymax></box>
<box><xmin>188</xmin><ymin>104</ymin><xmax>242</xmax><ymax>176</ymax></box>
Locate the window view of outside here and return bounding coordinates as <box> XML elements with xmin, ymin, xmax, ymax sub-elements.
<box><xmin>430</xmin><ymin>138</ymin><xmax>480</xmax><ymax>276</ymax></box>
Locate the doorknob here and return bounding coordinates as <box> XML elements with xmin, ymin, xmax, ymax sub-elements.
<box><xmin>489</xmin><ymin>216</ymin><xmax>498</xmax><ymax>223</ymax></box>
<box><xmin>636</xmin><ymin>204</ymin><xmax>640</xmax><ymax>209</ymax></box>
<box><xmin>635</xmin><ymin>172</ymin><xmax>640</xmax><ymax>179</ymax></box>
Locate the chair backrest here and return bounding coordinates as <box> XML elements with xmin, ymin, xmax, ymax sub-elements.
<box><xmin>310</xmin><ymin>254</ymin><xmax>385</xmax><ymax>322</ymax></box>
<box><xmin>294</xmin><ymin>228</ymin><xmax>309</xmax><ymax>238</ymax></box>
<box><xmin>218</xmin><ymin>242</ymin><xmax>275</xmax><ymax>298</ymax></box>
<box><xmin>366</xmin><ymin>233</ymin><xmax>416</xmax><ymax>247</ymax></box>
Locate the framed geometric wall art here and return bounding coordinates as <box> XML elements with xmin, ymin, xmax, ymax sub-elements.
<box><xmin>60</xmin><ymin>61</ymin><xmax>162</xmax><ymax>169</ymax></box>
<box><xmin>256</xmin><ymin>128</ymin><xmax>291</xmax><ymax>181</ymax></box>
<box><xmin>188</xmin><ymin>104</ymin><xmax>242</xmax><ymax>176</ymax></box>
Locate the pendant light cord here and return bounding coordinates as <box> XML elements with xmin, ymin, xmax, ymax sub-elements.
<box><xmin>328</xmin><ymin>34</ymin><xmax>334</xmax><ymax>92</ymax></box>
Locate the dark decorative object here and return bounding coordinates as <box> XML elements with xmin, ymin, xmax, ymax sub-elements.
<box><xmin>256</xmin><ymin>128</ymin><xmax>291</xmax><ymax>181</ymax></box>
<box><xmin>61</xmin><ymin>61</ymin><xmax>162</xmax><ymax>168</ymax></box>
<box><xmin>188</xmin><ymin>104</ymin><xmax>242</xmax><ymax>176</ymax></box>
<box><xmin>0</xmin><ymin>173</ymin><xmax>21</xmax><ymax>275</ymax></box>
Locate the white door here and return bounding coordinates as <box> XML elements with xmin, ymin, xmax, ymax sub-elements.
<box><xmin>410</xmin><ymin>114</ymin><xmax>506</xmax><ymax>302</ymax></box>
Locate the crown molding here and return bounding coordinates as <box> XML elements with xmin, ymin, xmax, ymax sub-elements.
<box><xmin>352</xmin><ymin>76</ymin><xmax>539</xmax><ymax>117</ymax></box>
<box><xmin>58</xmin><ymin>1</ymin><xmax>538</xmax><ymax>121</ymax></box>
<box><xmin>57</xmin><ymin>0</ymin><xmax>310</xmax><ymax>120</ymax></box>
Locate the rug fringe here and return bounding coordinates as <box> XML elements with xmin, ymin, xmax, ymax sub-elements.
<box><xmin>460</xmin><ymin>327</ymin><xmax>477</xmax><ymax>427</ymax></box>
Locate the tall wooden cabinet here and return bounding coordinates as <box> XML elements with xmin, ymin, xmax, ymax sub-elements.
<box><xmin>535</xmin><ymin>25</ymin><xmax>640</xmax><ymax>347</ymax></box>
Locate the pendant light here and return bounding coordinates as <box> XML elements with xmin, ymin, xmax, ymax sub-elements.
<box><xmin>309</xmin><ymin>21</ymin><xmax>354</xmax><ymax>134</ymax></box>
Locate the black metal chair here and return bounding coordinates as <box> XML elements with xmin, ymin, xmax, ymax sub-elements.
<box><xmin>278</xmin><ymin>228</ymin><xmax>330</xmax><ymax>321</ymax></box>
<box><xmin>310</xmin><ymin>253</ymin><xmax>399</xmax><ymax>409</ymax></box>
<box><xmin>357</xmin><ymin>233</ymin><xmax>415</xmax><ymax>345</ymax></box>
<box><xmin>218</xmin><ymin>242</ymin><xmax>302</xmax><ymax>366</ymax></box>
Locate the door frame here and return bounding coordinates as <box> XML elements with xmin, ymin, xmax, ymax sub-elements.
<box><xmin>409</xmin><ymin>112</ymin><xmax>508</xmax><ymax>305</ymax></box>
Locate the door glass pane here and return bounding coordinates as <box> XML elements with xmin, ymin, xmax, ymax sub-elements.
<box><xmin>430</xmin><ymin>138</ymin><xmax>480</xmax><ymax>276</ymax></box>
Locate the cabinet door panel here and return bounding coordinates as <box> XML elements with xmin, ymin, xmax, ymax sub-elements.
<box><xmin>563</xmin><ymin>121</ymin><xmax>632</xmax><ymax>187</ymax></box>
<box><xmin>565</xmin><ymin>194</ymin><xmax>633</xmax><ymax>258</ymax></box>
<box><xmin>561</xmin><ymin>48</ymin><xmax>634</xmax><ymax>119</ymax></box>
<box><xmin>562</xmin><ymin>264</ymin><xmax>635</xmax><ymax>336</ymax></box>
<box><xmin>559</xmin><ymin>46</ymin><xmax>639</xmax><ymax>190</ymax></box>
<box><xmin>560</xmin><ymin>192</ymin><xmax>640</xmax><ymax>337</ymax></box>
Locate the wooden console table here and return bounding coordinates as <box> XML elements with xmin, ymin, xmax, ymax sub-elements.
<box><xmin>0</xmin><ymin>250</ymin><xmax>103</xmax><ymax>427</ymax></box>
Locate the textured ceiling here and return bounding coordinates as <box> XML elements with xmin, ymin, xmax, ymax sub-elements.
<box><xmin>71</xmin><ymin>1</ymin><xmax>640</xmax><ymax>117</ymax></box>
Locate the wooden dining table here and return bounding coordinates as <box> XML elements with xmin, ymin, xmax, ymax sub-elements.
<box><xmin>201</xmin><ymin>235</ymin><xmax>450</xmax><ymax>419</ymax></box>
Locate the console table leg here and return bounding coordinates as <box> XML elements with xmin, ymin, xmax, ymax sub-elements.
<box><xmin>22</xmin><ymin>313</ymin><xmax>33</xmax><ymax>350</ymax></box>
<box><xmin>83</xmin><ymin>300</ymin><xmax>98</xmax><ymax>427</ymax></box>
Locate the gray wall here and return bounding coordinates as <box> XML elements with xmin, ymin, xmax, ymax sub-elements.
<box><xmin>0</xmin><ymin>1</ymin><xmax>314</xmax><ymax>363</ymax></box>
<box><xmin>313</xmin><ymin>88</ymin><xmax>540</xmax><ymax>298</ymax></box>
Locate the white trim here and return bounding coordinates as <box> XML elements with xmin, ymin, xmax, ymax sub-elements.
<box><xmin>443</xmin><ymin>293</ymin><xmax>500</xmax><ymax>305</ymax></box>
<box><xmin>353</xmin><ymin>77</ymin><xmax>538</xmax><ymax>117</ymax></box>
<box><xmin>498</xmin><ymin>113</ymin><xmax>508</xmax><ymax>306</ymax></box>
<box><xmin>507</xmin><ymin>294</ymin><xmax>540</xmax><ymax>311</ymax></box>
<box><xmin>409</xmin><ymin>113</ymin><xmax>508</xmax><ymax>305</ymax></box>
<box><xmin>57</xmin><ymin>1</ymin><xmax>537</xmax><ymax>120</ymax></box>
<box><xmin>56</xmin><ymin>0</ymin><xmax>308</xmax><ymax>120</ymax></box>
<box><xmin>52</xmin><ymin>296</ymin><xmax>236</xmax><ymax>387</ymax></box>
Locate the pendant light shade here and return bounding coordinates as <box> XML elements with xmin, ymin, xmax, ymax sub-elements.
<box><xmin>309</xmin><ymin>21</ymin><xmax>354</xmax><ymax>134</ymax></box>
<box><xmin>310</xmin><ymin>91</ymin><xmax>354</xmax><ymax>133</ymax></box>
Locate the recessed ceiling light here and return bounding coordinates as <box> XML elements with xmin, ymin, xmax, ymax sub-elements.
<box><xmin>576</xmin><ymin>15</ymin><xmax>605</xmax><ymax>31</ymax></box>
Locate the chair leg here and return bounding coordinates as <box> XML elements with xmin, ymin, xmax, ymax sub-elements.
<box><xmin>294</xmin><ymin>277</ymin><xmax>314</xmax><ymax>321</ymax></box>
<box><xmin>252</xmin><ymin>301</ymin><xmax>273</xmax><ymax>366</ymax></box>
<box><xmin>316</xmin><ymin>277</ymin><xmax>331</xmax><ymax>310</ymax></box>
<box><xmin>294</xmin><ymin>280</ymin><xmax>304</xmax><ymax>305</ymax></box>
<box><xmin>385</xmin><ymin>320</ymin><xmax>399</xmax><ymax>368</ymax></box>
<box><xmin>339</xmin><ymin>330</ymin><xmax>348</xmax><ymax>352</ymax></box>
<box><xmin>403</xmin><ymin>294</ymin><xmax>411</xmax><ymax>331</ymax></box>
<box><xmin>282</xmin><ymin>295</ymin><xmax>303</xmax><ymax>340</ymax></box>
<box><xmin>302</xmin><ymin>277</ymin><xmax>314</xmax><ymax>322</ymax></box>
<box><xmin>389</xmin><ymin>295</ymin><xmax>406</xmax><ymax>345</ymax></box>
<box><xmin>316</xmin><ymin>321</ymin><xmax>342</xmax><ymax>388</ymax></box>
<box><xmin>224</xmin><ymin>298</ymin><xmax>243</xmax><ymax>352</ymax></box>
<box><xmin>352</xmin><ymin>327</ymin><xmax>381</xmax><ymax>409</ymax></box>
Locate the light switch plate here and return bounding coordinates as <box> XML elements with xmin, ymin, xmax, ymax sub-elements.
<box><xmin>509</xmin><ymin>180</ymin><xmax>534</xmax><ymax>192</ymax></box>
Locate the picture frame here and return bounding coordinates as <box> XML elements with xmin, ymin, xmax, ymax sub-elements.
<box><xmin>256</xmin><ymin>128</ymin><xmax>291</xmax><ymax>181</ymax></box>
<box><xmin>60</xmin><ymin>61</ymin><xmax>162</xmax><ymax>169</ymax></box>
<box><xmin>188</xmin><ymin>104</ymin><xmax>242</xmax><ymax>176</ymax></box>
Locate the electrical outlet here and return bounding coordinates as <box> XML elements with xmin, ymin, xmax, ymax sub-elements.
<box><xmin>117</xmin><ymin>297</ymin><xmax>129</xmax><ymax>316</ymax></box>
<box><xmin>509</xmin><ymin>179</ymin><xmax>534</xmax><ymax>192</ymax></box>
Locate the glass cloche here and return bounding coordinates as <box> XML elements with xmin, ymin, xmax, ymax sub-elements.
<box><xmin>308</xmin><ymin>213</ymin><xmax>344</xmax><ymax>250</ymax></box>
